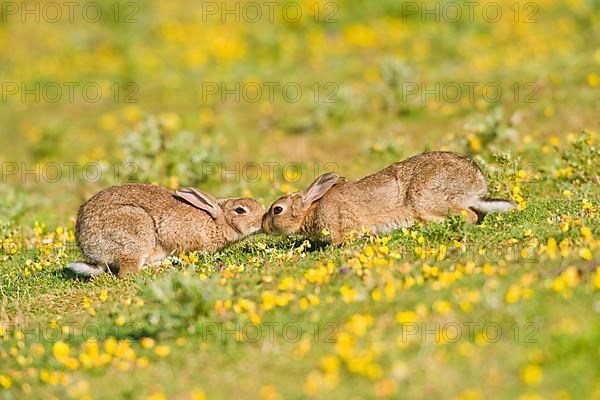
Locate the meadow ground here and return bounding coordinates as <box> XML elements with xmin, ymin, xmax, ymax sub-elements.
<box><xmin>1</xmin><ymin>0</ymin><xmax>599</xmax><ymax>399</ymax></box>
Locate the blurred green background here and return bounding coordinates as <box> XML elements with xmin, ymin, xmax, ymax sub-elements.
<box><xmin>0</xmin><ymin>0</ymin><xmax>598</xmax><ymax>219</ymax></box>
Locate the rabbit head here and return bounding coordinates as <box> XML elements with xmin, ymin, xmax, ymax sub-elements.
<box><xmin>262</xmin><ymin>173</ymin><xmax>340</xmax><ymax>236</ymax></box>
<box><xmin>219</xmin><ymin>197</ymin><xmax>265</xmax><ymax>236</ymax></box>
<box><xmin>175</xmin><ymin>188</ymin><xmax>265</xmax><ymax>238</ymax></box>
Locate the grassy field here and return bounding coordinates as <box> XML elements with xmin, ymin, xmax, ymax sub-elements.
<box><xmin>1</xmin><ymin>0</ymin><xmax>600</xmax><ymax>399</ymax></box>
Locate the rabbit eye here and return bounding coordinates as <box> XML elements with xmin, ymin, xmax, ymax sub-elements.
<box><xmin>273</xmin><ymin>206</ymin><xmax>283</xmax><ymax>215</ymax></box>
<box><xmin>234</xmin><ymin>206</ymin><xmax>247</xmax><ymax>215</ymax></box>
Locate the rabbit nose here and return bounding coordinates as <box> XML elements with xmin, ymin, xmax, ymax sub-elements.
<box><xmin>261</xmin><ymin>218</ymin><xmax>271</xmax><ymax>234</ymax></box>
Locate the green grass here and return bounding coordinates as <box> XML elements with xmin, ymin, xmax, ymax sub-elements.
<box><xmin>1</xmin><ymin>186</ymin><xmax>598</xmax><ymax>398</ymax></box>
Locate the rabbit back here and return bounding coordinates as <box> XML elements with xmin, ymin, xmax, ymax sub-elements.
<box><xmin>302</xmin><ymin>170</ymin><xmax>415</xmax><ymax>243</ymax></box>
<box><xmin>302</xmin><ymin>152</ymin><xmax>493</xmax><ymax>242</ymax></box>
<box><xmin>156</xmin><ymin>203</ymin><xmax>228</xmax><ymax>254</ymax></box>
<box><xmin>399</xmin><ymin>152</ymin><xmax>488</xmax><ymax>221</ymax></box>
<box><xmin>76</xmin><ymin>184</ymin><xmax>222</xmax><ymax>267</ymax></box>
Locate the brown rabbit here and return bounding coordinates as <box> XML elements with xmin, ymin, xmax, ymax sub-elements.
<box><xmin>262</xmin><ymin>151</ymin><xmax>515</xmax><ymax>245</ymax></box>
<box><xmin>68</xmin><ymin>183</ymin><xmax>264</xmax><ymax>278</ymax></box>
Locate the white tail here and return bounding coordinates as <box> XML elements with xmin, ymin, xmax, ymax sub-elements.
<box><xmin>474</xmin><ymin>198</ymin><xmax>516</xmax><ymax>214</ymax></box>
<box><xmin>66</xmin><ymin>262</ymin><xmax>105</xmax><ymax>277</ymax></box>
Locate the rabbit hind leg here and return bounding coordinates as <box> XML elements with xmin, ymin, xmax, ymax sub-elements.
<box><xmin>416</xmin><ymin>207</ymin><xmax>477</xmax><ymax>225</ymax></box>
<box><xmin>116</xmin><ymin>256</ymin><xmax>145</xmax><ymax>278</ymax></box>
<box><xmin>144</xmin><ymin>248</ymin><xmax>168</xmax><ymax>268</ymax></box>
<box><xmin>105</xmin><ymin>206</ymin><xmax>157</xmax><ymax>277</ymax></box>
<box><xmin>417</xmin><ymin>212</ymin><xmax>448</xmax><ymax>224</ymax></box>
<box><xmin>410</xmin><ymin>190</ymin><xmax>480</xmax><ymax>225</ymax></box>
<box><xmin>451</xmin><ymin>208</ymin><xmax>478</xmax><ymax>224</ymax></box>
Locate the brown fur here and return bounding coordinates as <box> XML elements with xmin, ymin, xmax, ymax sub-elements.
<box><xmin>262</xmin><ymin>151</ymin><xmax>514</xmax><ymax>245</ymax></box>
<box><xmin>71</xmin><ymin>184</ymin><xmax>264</xmax><ymax>278</ymax></box>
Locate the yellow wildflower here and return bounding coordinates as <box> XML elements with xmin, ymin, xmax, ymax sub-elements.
<box><xmin>521</xmin><ymin>364</ymin><xmax>543</xmax><ymax>386</ymax></box>
<box><xmin>52</xmin><ymin>341</ymin><xmax>70</xmax><ymax>360</ymax></box>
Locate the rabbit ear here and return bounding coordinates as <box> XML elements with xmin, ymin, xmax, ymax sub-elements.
<box><xmin>174</xmin><ymin>187</ymin><xmax>222</xmax><ymax>219</ymax></box>
<box><xmin>301</xmin><ymin>173</ymin><xmax>339</xmax><ymax>208</ymax></box>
